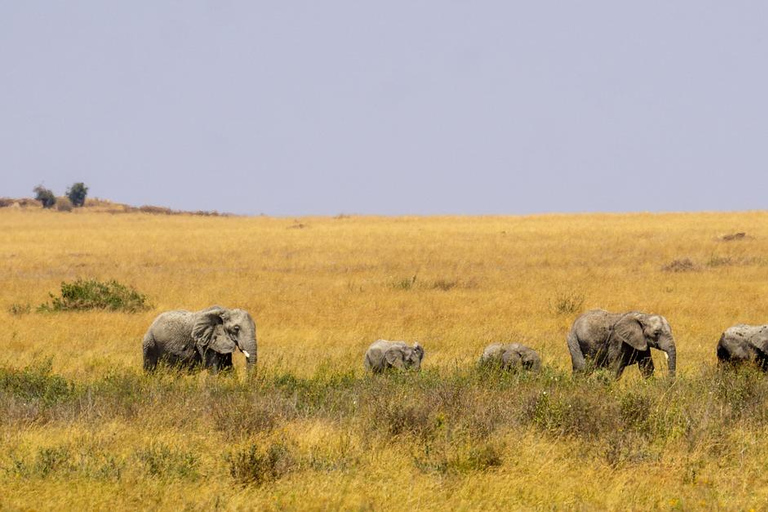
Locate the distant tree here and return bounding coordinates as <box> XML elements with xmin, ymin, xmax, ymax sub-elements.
<box><xmin>66</xmin><ymin>182</ymin><xmax>89</xmax><ymax>207</ymax></box>
<box><xmin>33</xmin><ymin>184</ymin><xmax>56</xmax><ymax>208</ymax></box>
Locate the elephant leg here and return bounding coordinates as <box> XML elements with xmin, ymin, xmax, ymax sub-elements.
<box><xmin>220</xmin><ymin>353</ymin><xmax>233</xmax><ymax>371</ymax></box>
<box><xmin>638</xmin><ymin>351</ymin><xmax>655</xmax><ymax>378</ymax></box>
<box><xmin>607</xmin><ymin>342</ymin><xmax>627</xmax><ymax>379</ymax></box>
<box><xmin>567</xmin><ymin>332</ymin><xmax>587</xmax><ymax>373</ymax></box>
<box><xmin>142</xmin><ymin>336</ymin><xmax>158</xmax><ymax>372</ymax></box>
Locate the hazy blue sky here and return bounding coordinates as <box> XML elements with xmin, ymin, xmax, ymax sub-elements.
<box><xmin>2</xmin><ymin>2</ymin><xmax>766</xmax><ymax>216</ymax></box>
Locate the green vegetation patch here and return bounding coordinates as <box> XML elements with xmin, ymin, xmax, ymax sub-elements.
<box><xmin>38</xmin><ymin>278</ymin><xmax>151</xmax><ymax>313</ymax></box>
<box><xmin>0</xmin><ymin>359</ymin><xmax>73</xmax><ymax>406</ymax></box>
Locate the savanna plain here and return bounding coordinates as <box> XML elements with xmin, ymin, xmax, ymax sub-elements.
<box><xmin>2</xmin><ymin>207</ymin><xmax>768</xmax><ymax>511</ymax></box>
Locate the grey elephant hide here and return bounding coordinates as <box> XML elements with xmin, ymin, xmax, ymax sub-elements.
<box><xmin>717</xmin><ymin>324</ymin><xmax>768</xmax><ymax>370</ymax></box>
<box><xmin>478</xmin><ymin>343</ymin><xmax>541</xmax><ymax>372</ymax></box>
<box><xmin>566</xmin><ymin>309</ymin><xmax>676</xmax><ymax>379</ymax></box>
<box><xmin>364</xmin><ymin>340</ymin><xmax>424</xmax><ymax>373</ymax></box>
<box><xmin>142</xmin><ymin>305</ymin><xmax>257</xmax><ymax>372</ymax></box>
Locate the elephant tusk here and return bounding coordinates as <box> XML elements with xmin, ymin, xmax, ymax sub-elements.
<box><xmin>242</xmin><ymin>350</ymin><xmax>250</xmax><ymax>359</ymax></box>
<box><xmin>664</xmin><ymin>352</ymin><xmax>669</xmax><ymax>361</ymax></box>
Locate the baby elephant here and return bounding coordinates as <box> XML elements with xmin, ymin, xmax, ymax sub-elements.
<box><xmin>478</xmin><ymin>343</ymin><xmax>541</xmax><ymax>372</ymax></box>
<box><xmin>364</xmin><ymin>340</ymin><xmax>424</xmax><ymax>373</ymax></box>
<box><xmin>717</xmin><ymin>324</ymin><xmax>768</xmax><ymax>370</ymax></box>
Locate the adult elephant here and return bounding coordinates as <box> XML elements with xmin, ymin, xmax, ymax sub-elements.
<box><xmin>142</xmin><ymin>306</ymin><xmax>257</xmax><ymax>373</ymax></box>
<box><xmin>567</xmin><ymin>310</ymin><xmax>676</xmax><ymax>379</ymax></box>
<box><xmin>716</xmin><ymin>324</ymin><xmax>768</xmax><ymax>370</ymax></box>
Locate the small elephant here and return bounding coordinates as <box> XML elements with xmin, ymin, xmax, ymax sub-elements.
<box><xmin>142</xmin><ymin>305</ymin><xmax>257</xmax><ymax>372</ymax></box>
<box><xmin>567</xmin><ymin>309</ymin><xmax>676</xmax><ymax>379</ymax></box>
<box><xmin>364</xmin><ymin>340</ymin><xmax>424</xmax><ymax>373</ymax></box>
<box><xmin>478</xmin><ymin>343</ymin><xmax>541</xmax><ymax>372</ymax></box>
<box><xmin>716</xmin><ymin>324</ymin><xmax>768</xmax><ymax>370</ymax></box>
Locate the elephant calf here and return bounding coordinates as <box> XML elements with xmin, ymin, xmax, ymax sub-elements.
<box><xmin>142</xmin><ymin>306</ymin><xmax>257</xmax><ymax>372</ymax></box>
<box><xmin>364</xmin><ymin>340</ymin><xmax>424</xmax><ymax>373</ymax></box>
<box><xmin>478</xmin><ymin>343</ymin><xmax>541</xmax><ymax>372</ymax></box>
<box><xmin>567</xmin><ymin>309</ymin><xmax>676</xmax><ymax>379</ymax></box>
<box><xmin>717</xmin><ymin>324</ymin><xmax>768</xmax><ymax>370</ymax></box>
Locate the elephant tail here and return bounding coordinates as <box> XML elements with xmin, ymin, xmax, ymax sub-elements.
<box><xmin>567</xmin><ymin>330</ymin><xmax>587</xmax><ymax>373</ymax></box>
<box><xmin>142</xmin><ymin>332</ymin><xmax>158</xmax><ymax>372</ymax></box>
<box><xmin>363</xmin><ymin>350</ymin><xmax>373</xmax><ymax>372</ymax></box>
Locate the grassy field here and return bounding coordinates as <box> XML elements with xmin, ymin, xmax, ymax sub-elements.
<box><xmin>2</xmin><ymin>207</ymin><xmax>768</xmax><ymax>510</ymax></box>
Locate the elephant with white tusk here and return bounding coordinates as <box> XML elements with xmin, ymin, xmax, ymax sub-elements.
<box><xmin>567</xmin><ymin>309</ymin><xmax>676</xmax><ymax>380</ymax></box>
<box><xmin>716</xmin><ymin>324</ymin><xmax>768</xmax><ymax>370</ymax></box>
<box><xmin>478</xmin><ymin>343</ymin><xmax>541</xmax><ymax>372</ymax></box>
<box><xmin>142</xmin><ymin>306</ymin><xmax>257</xmax><ymax>373</ymax></box>
<box><xmin>364</xmin><ymin>340</ymin><xmax>424</xmax><ymax>373</ymax></box>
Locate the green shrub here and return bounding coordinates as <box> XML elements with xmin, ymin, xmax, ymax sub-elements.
<box><xmin>33</xmin><ymin>184</ymin><xmax>56</xmax><ymax>208</ymax></box>
<box><xmin>38</xmin><ymin>278</ymin><xmax>151</xmax><ymax>312</ymax></box>
<box><xmin>11</xmin><ymin>445</ymin><xmax>75</xmax><ymax>478</ymax></box>
<box><xmin>0</xmin><ymin>359</ymin><xmax>73</xmax><ymax>405</ymax></box>
<box><xmin>66</xmin><ymin>182</ymin><xmax>88</xmax><ymax>207</ymax></box>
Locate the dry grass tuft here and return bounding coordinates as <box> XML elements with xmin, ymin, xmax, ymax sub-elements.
<box><xmin>662</xmin><ymin>257</ymin><xmax>699</xmax><ymax>272</ymax></box>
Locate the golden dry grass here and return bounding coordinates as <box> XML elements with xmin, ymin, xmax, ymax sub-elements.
<box><xmin>2</xmin><ymin>208</ymin><xmax>768</xmax><ymax>510</ymax></box>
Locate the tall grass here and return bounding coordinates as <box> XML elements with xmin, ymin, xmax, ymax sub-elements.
<box><xmin>1</xmin><ymin>209</ymin><xmax>768</xmax><ymax>509</ymax></box>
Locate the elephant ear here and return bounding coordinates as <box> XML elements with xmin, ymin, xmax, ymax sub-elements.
<box><xmin>413</xmin><ymin>343</ymin><xmax>424</xmax><ymax>362</ymax></box>
<box><xmin>502</xmin><ymin>349</ymin><xmax>522</xmax><ymax>368</ymax></box>
<box><xmin>614</xmin><ymin>314</ymin><xmax>648</xmax><ymax>351</ymax></box>
<box><xmin>192</xmin><ymin>308</ymin><xmax>225</xmax><ymax>347</ymax></box>
<box><xmin>751</xmin><ymin>328</ymin><xmax>768</xmax><ymax>355</ymax></box>
<box><xmin>385</xmin><ymin>348</ymin><xmax>406</xmax><ymax>369</ymax></box>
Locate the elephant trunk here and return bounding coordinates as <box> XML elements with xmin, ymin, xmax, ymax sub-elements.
<box><xmin>238</xmin><ymin>323</ymin><xmax>257</xmax><ymax>373</ymax></box>
<box><xmin>658</xmin><ymin>335</ymin><xmax>676</xmax><ymax>378</ymax></box>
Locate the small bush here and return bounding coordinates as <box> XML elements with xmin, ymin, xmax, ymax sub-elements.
<box><xmin>227</xmin><ymin>441</ymin><xmax>295</xmax><ymax>486</ymax></box>
<box><xmin>66</xmin><ymin>182</ymin><xmax>89</xmax><ymax>207</ymax></box>
<box><xmin>16</xmin><ymin>198</ymin><xmax>43</xmax><ymax>207</ymax></box>
<box><xmin>720</xmin><ymin>232</ymin><xmax>747</xmax><ymax>241</ymax></box>
<box><xmin>33</xmin><ymin>185</ymin><xmax>56</xmax><ymax>208</ymax></box>
<box><xmin>38</xmin><ymin>278</ymin><xmax>151</xmax><ymax>312</ymax></box>
<box><xmin>11</xmin><ymin>445</ymin><xmax>75</xmax><ymax>478</ymax></box>
<box><xmin>662</xmin><ymin>258</ymin><xmax>698</xmax><ymax>272</ymax></box>
<box><xmin>0</xmin><ymin>198</ymin><xmax>14</xmax><ymax>208</ymax></box>
<box><xmin>134</xmin><ymin>443</ymin><xmax>199</xmax><ymax>480</ymax></box>
<box><xmin>431</xmin><ymin>278</ymin><xmax>458</xmax><ymax>291</ymax></box>
<box><xmin>602</xmin><ymin>431</ymin><xmax>654</xmax><ymax>468</ymax></box>
<box><xmin>392</xmin><ymin>274</ymin><xmax>418</xmax><ymax>290</ymax></box>
<box><xmin>522</xmin><ymin>388</ymin><xmax>615</xmax><ymax>440</ymax></box>
<box><xmin>381</xmin><ymin>401</ymin><xmax>435</xmax><ymax>439</ymax></box>
<box><xmin>0</xmin><ymin>359</ymin><xmax>73</xmax><ymax>405</ymax></box>
<box><xmin>8</xmin><ymin>303</ymin><xmax>31</xmax><ymax>315</ymax></box>
<box><xmin>549</xmin><ymin>291</ymin><xmax>586</xmax><ymax>315</ymax></box>
<box><xmin>210</xmin><ymin>394</ymin><xmax>294</xmax><ymax>440</ymax></box>
<box><xmin>139</xmin><ymin>205</ymin><xmax>173</xmax><ymax>215</ymax></box>
<box><xmin>55</xmin><ymin>196</ymin><xmax>73</xmax><ymax>212</ymax></box>
<box><xmin>413</xmin><ymin>438</ymin><xmax>504</xmax><ymax>475</ymax></box>
<box><xmin>706</xmin><ymin>254</ymin><xmax>733</xmax><ymax>268</ymax></box>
